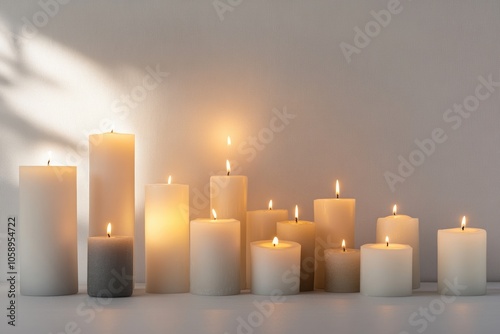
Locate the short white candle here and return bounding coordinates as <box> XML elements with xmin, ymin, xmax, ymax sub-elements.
<box><xmin>313</xmin><ymin>180</ymin><xmax>355</xmax><ymax>289</ymax></box>
<box><xmin>376</xmin><ymin>205</ymin><xmax>420</xmax><ymax>289</ymax></box>
<box><xmin>190</xmin><ymin>211</ymin><xmax>240</xmax><ymax>296</ymax></box>
<box><xmin>277</xmin><ymin>205</ymin><xmax>316</xmax><ymax>291</ymax></box>
<box><xmin>324</xmin><ymin>240</ymin><xmax>360</xmax><ymax>293</ymax></box>
<box><xmin>250</xmin><ymin>237</ymin><xmax>301</xmax><ymax>296</ymax></box>
<box><xmin>360</xmin><ymin>237</ymin><xmax>412</xmax><ymax>297</ymax></box>
<box><xmin>437</xmin><ymin>216</ymin><xmax>486</xmax><ymax>296</ymax></box>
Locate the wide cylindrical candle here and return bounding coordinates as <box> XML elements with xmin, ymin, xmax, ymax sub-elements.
<box><xmin>360</xmin><ymin>242</ymin><xmax>412</xmax><ymax>297</ymax></box>
<box><xmin>210</xmin><ymin>174</ymin><xmax>247</xmax><ymax>289</ymax></box>
<box><xmin>19</xmin><ymin>166</ymin><xmax>78</xmax><ymax>296</ymax></box>
<box><xmin>437</xmin><ymin>218</ymin><xmax>486</xmax><ymax>296</ymax></box>
<box><xmin>250</xmin><ymin>239</ymin><xmax>301</xmax><ymax>296</ymax></box>
<box><xmin>190</xmin><ymin>218</ymin><xmax>240</xmax><ymax>296</ymax></box>
<box><xmin>376</xmin><ymin>208</ymin><xmax>420</xmax><ymax>289</ymax></box>
<box><xmin>324</xmin><ymin>244</ymin><xmax>360</xmax><ymax>293</ymax></box>
<box><xmin>145</xmin><ymin>182</ymin><xmax>189</xmax><ymax>293</ymax></box>
<box><xmin>89</xmin><ymin>132</ymin><xmax>134</xmax><ymax>237</ymax></box>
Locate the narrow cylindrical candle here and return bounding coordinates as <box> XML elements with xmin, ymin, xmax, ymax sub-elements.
<box><xmin>19</xmin><ymin>164</ymin><xmax>78</xmax><ymax>296</ymax></box>
<box><xmin>324</xmin><ymin>240</ymin><xmax>360</xmax><ymax>293</ymax></box>
<box><xmin>190</xmin><ymin>213</ymin><xmax>240</xmax><ymax>296</ymax></box>
<box><xmin>376</xmin><ymin>205</ymin><xmax>420</xmax><ymax>289</ymax></box>
<box><xmin>89</xmin><ymin>132</ymin><xmax>135</xmax><ymax>237</ymax></box>
<box><xmin>437</xmin><ymin>216</ymin><xmax>486</xmax><ymax>296</ymax></box>
<box><xmin>246</xmin><ymin>200</ymin><xmax>288</xmax><ymax>288</ymax></box>
<box><xmin>250</xmin><ymin>237</ymin><xmax>301</xmax><ymax>296</ymax></box>
<box><xmin>277</xmin><ymin>205</ymin><xmax>315</xmax><ymax>291</ymax></box>
<box><xmin>210</xmin><ymin>160</ymin><xmax>247</xmax><ymax>289</ymax></box>
<box><xmin>313</xmin><ymin>180</ymin><xmax>355</xmax><ymax>289</ymax></box>
<box><xmin>87</xmin><ymin>223</ymin><xmax>134</xmax><ymax>297</ymax></box>
<box><xmin>360</xmin><ymin>238</ymin><xmax>412</xmax><ymax>297</ymax></box>
<box><xmin>145</xmin><ymin>177</ymin><xmax>189</xmax><ymax>293</ymax></box>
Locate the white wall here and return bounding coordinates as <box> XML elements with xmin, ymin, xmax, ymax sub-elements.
<box><xmin>0</xmin><ymin>0</ymin><xmax>499</xmax><ymax>284</ymax></box>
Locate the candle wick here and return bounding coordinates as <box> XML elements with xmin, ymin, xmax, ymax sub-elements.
<box><xmin>342</xmin><ymin>247</ymin><xmax>346</xmax><ymax>252</ymax></box>
<box><xmin>336</xmin><ymin>194</ymin><xmax>339</xmax><ymax>199</ymax></box>
<box><xmin>107</xmin><ymin>233</ymin><xmax>110</xmax><ymax>238</ymax></box>
<box><xmin>227</xmin><ymin>171</ymin><xmax>230</xmax><ymax>176</ymax></box>
<box><xmin>462</xmin><ymin>225</ymin><xmax>465</xmax><ymax>231</ymax></box>
<box><xmin>386</xmin><ymin>241</ymin><xmax>389</xmax><ymax>247</ymax></box>
<box><xmin>47</xmin><ymin>159</ymin><xmax>50</xmax><ymax>166</ymax></box>
<box><xmin>393</xmin><ymin>212</ymin><xmax>396</xmax><ymax>216</ymax></box>
<box><xmin>295</xmin><ymin>217</ymin><xmax>298</xmax><ymax>223</ymax></box>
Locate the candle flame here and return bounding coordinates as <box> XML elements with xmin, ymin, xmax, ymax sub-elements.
<box><xmin>107</xmin><ymin>223</ymin><xmax>112</xmax><ymax>238</ymax></box>
<box><xmin>393</xmin><ymin>204</ymin><xmax>397</xmax><ymax>215</ymax></box>
<box><xmin>294</xmin><ymin>205</ymin><xmax>299</xmax><ymax>223</ymax></box>
<box><xmin>342</xmin><ymin>239</ymin><xmax>346</xmax><ymax>252</ymax></box>
<box><xmin>335</xmin><ymin>180</ymin><xmax>340</xmax><ymax>198</ymax></box>
<box><xmin>461</xmin><ymin>216</ymin><xmax>466</xmax><ymax>231</ymax></box>
<box><xmin>226</xmin><ymin>160</ymin><xmax>231</xmax><ymax>176</ymax></box>
<box><xmin>268</xmin><ymin>199</ymin><xmax>273</xmax><ymax>210</ymax></box>
<box><xmin>167</xmin><ymin>175</ymin><xmax>172</xmax><ymax>185</ymax></box>
<box><xmin>385</xmin><ymin>236</ymin><xmax>389</xmax><ymax>247</ymax></box>
<box><xmin>272</xmin><ymin>236</ymin><xmax>279</xmax><ymax>247</ymax></box>
<box><xmin>227</xmin><ymin>136</ymin><xmax>231</xmax><ymax>146</ymax></box>
<box><xmin>212</xmin><ymin>209</ymin><xmax>217</xmax><ymax>220</ymax></box>
<box><xmin>47</xmin><ymin>151</ymin><xmax>52</xmax><ymax>166</ymax></box>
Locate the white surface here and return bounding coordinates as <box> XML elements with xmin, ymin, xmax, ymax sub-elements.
<box><xmin>2</xmin><ymin>283</ymin><xmax>500</xmax><ymax>334</ymax></box>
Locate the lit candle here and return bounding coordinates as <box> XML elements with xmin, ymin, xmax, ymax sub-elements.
<box><xmin>376</xmin><ymin>204</ymin><xmax>420</xmax><ymax>289</ymax></box>
<box><xmin>313</xmin><ymin>180</ymin><xmax>355</xmax><ymax>289</ymax></box>
<box><xmin>89</xmin><ymin>131</ymin><xmax>135</xmax><ymax>237</ymax></box>
<box><xmin>210</xmin><ymin>157</ymin><xmax>248</xmax><ymax>289</ymax></box>
<box><xmin>190</xmin><ymin>210</ymin><xmax>240</xmax><ymax>296</ymax></box>
<box><xmin>145</xmin><ymin>176</ymin><xmax>189</xmax><ymax>293</ymax></box>
<box><xmin>360</xmin><ymin>236</ymin><xmax>412</xmax><ymax>297</ymax></box>
<box><xmin>277</xmin><ymin>205</ymin><xmax>316</xmax><ymax>291</ymax></box>
<box><xmin>437</xmin><ymin>216</ymin><xmax>486</xmax><ymax>296</ymax></box>
<box><xmin>246</xmin><ymin>200</ymin><xmax>288</xmax><ymax>288</ymax></box>
<box><xmin>250</xmin><ymin>237</ymin><xmax>301</xmax><ymax>295</ymax></box>
<box><xmin>19</xmin><ymin>157</ymin><xmax>78</xmax><ymax>296</ymax></box>
<box><xmin>324</xmin><ymin>240</ymin><xmax>360</xmax><ymax>293</ymax></box>
<box><xmin>87</xmin><ymin>223</ymin><xmax>134</xmax><ymax>297</ymax></box>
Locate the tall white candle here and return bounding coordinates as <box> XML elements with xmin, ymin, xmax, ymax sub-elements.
<box><xmin>324</xmin><ymin>240</ymin><xmax>360</xmax><ymax>293</ymax></box>
<box><xmin>145</xmin><ymin>177</ymin><xmax>189</xmax><ymax>293</ymax></box>
<box><xmin>19</xmin><ymin>164</ymin><xmax>78</xmax><ymax>296</ymax></box>
<box><xmin>210</xmin><ymin>160</ymin><xmax>247</xmax><ymax>289</ymax></box>
<box><xmin>250</xmin><ymin>237</ymin><xmax>301</xmax><ymax>296</ymax></box>
<box><xmin>376</xmin><ymin>205</ymin><xmax>420</xmax><ymax>289</ymax></box>
<box><xmin>360</xmin><ymin>238</ymin><xmax>412</xmax><ymax>297</ymax></box>
<box><xmin>246</xmin><ymin>200</ymin><xmax>288</xmax><ymax>288</ymax></box>
<box><xmin>190</xmin><ymin>212</ymin><xmax>240</xmax><ymax>296</ymax></box>
<box><xmin>437</xmin><ymin>216</ymin><xmax>486</xmax><ymax>296</ymax></box>
<box><xmin>313</xmin><ymin>180</ymin><xmax>355</xmax><ymax>289</ymax></box>
<box><xmin>277</xmin><ymin>205</ymin><xmax>316</xmax><ymax>291</ymax></box>
<box><xmin>89</xmin><ymin>132</ymin><xmax>134</xmax><ymax>237</ymax></box>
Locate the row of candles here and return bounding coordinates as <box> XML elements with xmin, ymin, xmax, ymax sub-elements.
<box><xmin>18</xmin><ymin>132</ymin><xmax>487</xmax><ymax>298</ymax></box>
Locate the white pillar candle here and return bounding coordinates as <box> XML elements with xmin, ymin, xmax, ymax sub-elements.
<box><xmin>250</xmin><ymin>237</ymin><xmax>301</xmax><ymax>296</ymax></box>
<box><xmin>190</xmin><ymin>213</ymin><xmax>240</xmax><ymax>296</ymax></box>
<box><xmin>360</xmin><ymin>238</ymin><xmax>412</xmax><ymax>297</ymax></box>
<box><xmin>277</xmin><ymin>206</ymin><xmax>316</xmax><ymax>291</ymax></box>
<box><xmin>376</xmin><ymin>205</ymin><xmax>420</xmax><ymax>289</ymax></box>
<box><xmin>87</xmin><ymin>223</ymin><xmax>134</xmax><ymax>297</ymax></box>
<box><xmin>437</xmin><ymin>216</ymin><xmax>486</xmax><ymax>296</ymax></box>
<box><xmin>89</xmin><ymin>132</ymin><xmax>135</xmax><ymax>237</ymax></box>
<box><xmin>324</xmin><ymin>240</ymin><xmax>360</xmax><ymax>293</ymax></box>
<box><xmin>246</xmin><ymin>200</ymin><xmax>288</xmax><ymax>288</ymax></box>
<box><xmin>145</xmin><ymin>178</ymin><xmax>189</xmax><ymax>293</ymax></box>
<box><xmin>313</xmin><ymin>180</ymin><xmax>355</xmax><ymax>289</ymax></box>
<box><xmin>210</xmin><ymin>161</ymin><xmax>247</xmax><ymax>289</ymax></box>
<box><xmin>19</xmin><ymin>165</ymin><xmax>78</xmax><ymax>296</ymax></box>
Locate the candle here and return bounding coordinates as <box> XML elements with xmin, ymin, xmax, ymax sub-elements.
<box><xmin>89</xmin><ymin>131</ymin><xmax>135</xmax><ymax>237</ymax></box>
<box><xmin>87</xmin><ymin>223</ymin><xmax>134</xmax><ymax>297</ymax></box>
<box><xmin>313</xmin><ymin>180</ymin><xmax>355</xmax><ymax>289</ymax></box>
<box><xmin>210</xmin><ymin>160</ymin><xmax>247</xmax><ymax>289</ymax></box>
<box><xmin>190</xmin><ymin>211</ymin><xmax>240</xmax><ymax>296</ymax></box>
<box><xmin>277</xmin><ymin>205</ymin><xmax>316</xmax><ymax>291</ymax></box>
<box><xmin>246</xmin><ymin>200</ymin><xmax>288</xmax><ymax>288</ymax></box>
<box><xmin>19</xmin><ymin>162</ymin><xmax>78</xmax><ymax>296</ymax></box>
<box><xmin>376</xmin><ymin>205</ymin><xmax>420</xmax><ymax>289</ymax></box>
<box><xmin>145</xmin><ymin>176</ymin><xmax>189</xmax><ymax>293</ymax></box>
<box><xmin>437</xmin><ymin>216</ymin><xmax>486</xmax><ymax>296</ymax></box>
<box><xmin>324</xmin><ymin>240</ymin><xmax>360</xmax><ymax>293</ymax></box>
<box><xmin>250</xmin><ymin>237</ymin><xmax>301</xmax><ymax>295</ymax></box>
<box><xmin>360</xmin><ymin>237</ymin><xmax>412</xmax><ymax>297</ymax></box>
